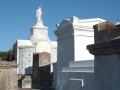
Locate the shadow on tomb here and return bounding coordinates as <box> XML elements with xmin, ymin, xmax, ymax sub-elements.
<box><xmin>32</xmin><ymin>52</ymin><xmax>52</xmax><ymax>88</ymax></box>
<box><xmin>18</xmin><ymin>52</ymin><xmax>53</xmax><ymax>89</ymax></box>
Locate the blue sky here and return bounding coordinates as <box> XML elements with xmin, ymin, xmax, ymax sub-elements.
<box><xmin>0</xmin><ymin>0</ymin><xmax>120</xmax><ymax>51</ymax></box>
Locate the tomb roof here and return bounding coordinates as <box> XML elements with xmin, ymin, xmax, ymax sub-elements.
<box><xmin>57</xmin><ymin>16</ymin><xmax>106</xmax><ymax>29</ymax></box>
<box><xmin>17</xmin><ymin>40</ymin><xmax>32</xmax><ymax>46</ymax></box>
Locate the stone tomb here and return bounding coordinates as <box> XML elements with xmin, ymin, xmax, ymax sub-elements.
<box><xmin>87</xmin><ymin>38</ymin><xmax>120</xmax><ymax>90</ymax></box>
<box><xmin>22</xmin><ymin>76</ymin><xmax>32</xmax><ymax>88</ymax></box>
<box><xmin>16</xmin><ymin>6</ymin><xmax>57</xmax><ymax>80</ymax></box>
<box><xmin>94</xmin><ymin>21</ymin><xmax>120</xmax><ymax>43</ymax></box>
<box><xmin>0</xmin><ymin>61</ymin><xmax>18</xmax><ymax>90</ymax></box>
<box><xmin>54</xmin><ymin>16</ymin><xmax>105</xmax><ymax>90</ymax></box>
<box><xmin>57</xmin><ymin>60</ymin><xmax>94</xmax><ymax>90</ymax></box>
<box><xmin>87</xmin><ymin>22</ymin><xmax>120</xmax><ymax>90</ymax></box>
<box><xmin>33</xmin><ymin>52</ymin><xmax>51</xmax><ymax>87</ymax></box>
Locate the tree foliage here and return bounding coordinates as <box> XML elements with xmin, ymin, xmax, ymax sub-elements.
<box><xmin>0</xmin><ymin>43</ymin><xmax>15</xmax><ymax>61</ymax></box>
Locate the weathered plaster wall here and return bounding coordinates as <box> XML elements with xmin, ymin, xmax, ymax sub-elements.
<box><xmin>87</xmin><ymin>38</ymin><xmax>120</xmax><ymax>90</ymax></box>
<box><xmin>94</xmin><ymin>24</ymin><xmax>120</xmax><ymax>43</ymax></box>
<box><xmin>0</xmin><ymin>61</ymin><xmax>18</xmax><ymax>90</ymax></box>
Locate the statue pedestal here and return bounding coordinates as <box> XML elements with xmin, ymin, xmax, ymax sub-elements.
<box><xmin>33</xmin><ymin>20</ymin><xmax>44</xmax><ymax>28</ymax></box>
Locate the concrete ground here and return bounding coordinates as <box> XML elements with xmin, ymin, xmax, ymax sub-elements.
<box><xmin>18</xmin><ymin>87</ymin><xmax>55</xmax><ymax>90</ymax></box>
<box><xmin>18</xmin><ymin>88</ymin><xmax>39</xmax><ymax>90</ymax></box>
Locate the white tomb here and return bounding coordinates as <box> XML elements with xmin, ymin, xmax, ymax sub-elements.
<box><xmin>53</xmin><ymin>16</ymin><xmax>106</xmax><ymax>90</ymax></box>
<box><xmin>15</xmin><ymin>6</ymin><xmax>57</xmax><ymax>79</ymax></box>
<box><xmin>58</xmin><ymin>60</ymin><xmax>94</xmax><ymax>90</ymax></box>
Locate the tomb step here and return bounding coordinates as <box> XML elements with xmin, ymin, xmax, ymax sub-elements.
<box><xmin>62</xmin><ymin>67</ymin><xmax>94</xmax><ymax>72</ymax></box>
<box><xmin>69</xmin><ymin>60</ymin><xmax>94</xmax><ymax>67</ymax></box>
<box><xmin>58</xmin><ymin>72</ymin><xmax>94</xmax><ymax>90</ymax></box>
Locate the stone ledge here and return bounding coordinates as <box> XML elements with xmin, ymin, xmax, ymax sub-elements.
<box><xmin>62</xmin><ymin>67</ymin><xmax>94</xmax><ymax>72</ymax></box>
<box><xmin>87</xmin><ymin>38</ymin><xmax>120</xmax><ymax>55</ymax></box>
<box><xmin>0</xmin><ymin>61</ymin><xmax>18</xmax><ymax>67</ymax></box>
<box><xmin>69</xmin><ymin>60</ymin><xmax>94</xmax><ymax>67</ymax></box>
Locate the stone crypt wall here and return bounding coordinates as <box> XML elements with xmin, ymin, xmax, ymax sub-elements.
<box><xmin>87</xmin><ymin>22</ymin><xmax>120</xmax><ymax>90</ymax></box>
<box><xmin>87</xmin><ymin>38</ymin><xmax>120</xmax><ymax>90</ymax></box>
<box><xmin>0</xmin><ymin>61</ymin><xmax>18</xmax><ymax>90</ymax></box>
<box><xmin>33</xmin><ymin>52</ymin><xmax>51</xmax><ymax>87</ymax></box>
<box><xmin>18</xmin><ymin>46</ymin><xmax>35</xmax><ymax>75</ymax></box>
<box><xmin>93</xmin><ymin>21</ymin><xmax>120</xmax><ymax>43</ymax></box>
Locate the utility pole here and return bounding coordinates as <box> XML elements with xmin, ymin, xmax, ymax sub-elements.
<box><xmin>10</xmin><ymin>49</ymin><xmax>11</xmax><ymax>62</ymax></box>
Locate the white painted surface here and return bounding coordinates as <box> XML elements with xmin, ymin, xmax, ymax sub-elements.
<box><xmin>51</xmin><ymin>42</ymin><xmax>57</xmax><ymax>72</ymax></box>
<box><xmin>36</xmin><ymin>40</ymin><xmax>51</xmax><ymax>53</ymax></box>
<box><xmin>56</xmin><ymin>37</ymin><xmax>74</xmax><ymax>72</ymax></box>
<box><xmin>29</xmin><ymin>23</ymin><xmax>48</xmax><ymax>45</ymax></box>
<box><xmin>18</xmin><ymin>46</ymin><xmax>35</xmax><ymax>75</ymax></box>
<box><xmin>54</xmin><ymin>16</ymin><xmax>105</xmax><ymax>89</ymax></box>
<box><xmin>55</xmin><ymin>16</ymin><xmax>105</xmax><ymax>70</ymax></box>
<box><xmin>74</xmin><ymin>36</ymin><xmax>94</xmax><ymax>61</ymax></box>
<box><xmin>51</xmin><ymin>42</ymin><xmax>57</xmax><ymax>63</ymax></box>
<box><xmin>16</xmin><ymin>7</ymin><xmax>57</xmax><ymax>79</ymax></box>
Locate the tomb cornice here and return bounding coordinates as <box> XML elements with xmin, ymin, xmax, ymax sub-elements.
<box><xmin>54</xmin><ymin>24</ymin><xmax>73</xmax><ymax>36</ymax></box>
<box><xmin>55</xmin><ymin>25</ymin><xmax>93</xmax><ymax>36</ymax></box>
<box><xmin>52</xmin><ymin>62</ymin><xmax>57</xmax><ymax>65</ymax></box>
<box><xmin>73</xmin><ymin>25</ymin><xmax>93</xmax><ymax>32</ymax></box>
<box><xmin>87</xmin><ymin>38</ymin><xmax>120</xmax><ymax>55</ymax></box>
<box><xmin>30</xmin><ymin>26</ymin><xmax>48</xmax><ymax>30</ymax></box>
<box><xmin>72</xmin><ymin>24</ymin><xmax>94</xmax><ymax>37</ymax></box>
<box><xmin>0</xmin><ymin>61</ymin><xmax>18</xmax><ymax>67</ymax></box>
<box><xmin>18</xmin><ymin>45</ymin><xmax>35</xmax><ymax>49</ymax></box>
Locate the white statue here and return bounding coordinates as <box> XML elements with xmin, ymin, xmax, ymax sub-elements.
<box><xmin>36</xmin><ymin>7</ymin><xmax>42</xmax><ymax>20</ymax></box>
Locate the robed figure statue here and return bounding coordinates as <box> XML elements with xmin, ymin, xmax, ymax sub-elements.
<box><xmin>36</xmin><ymin>7</ymin><xmax>42</xmax><ymax>20</ymax></box>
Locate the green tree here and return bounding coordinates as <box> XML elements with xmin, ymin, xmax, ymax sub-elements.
<box><xmin>0</xmin><ymin>51</ymin><xmax>9</xmax><ymax>60</ymax></box>
<box><xmin>0</xmin><ymin>43</ymin><xmax>16</xmax><ymax>61</ymax></box>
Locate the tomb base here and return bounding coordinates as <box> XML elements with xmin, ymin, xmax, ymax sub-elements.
<box><xmin>22</xmin><ymin>76</ymin><xmax>32</xmax><ymax>88</ymax></box>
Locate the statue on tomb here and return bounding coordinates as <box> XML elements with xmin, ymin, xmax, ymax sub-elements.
<box><xmin>36</xmin><ymin>7</ymin><xmax>42</xmax><ymax>20</ymax></box>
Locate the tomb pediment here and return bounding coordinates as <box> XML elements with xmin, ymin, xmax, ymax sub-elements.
<box><xmin>57</xmin><ymin>19</ymin><xmax>70</xmax><ymax>29</ymax></box>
